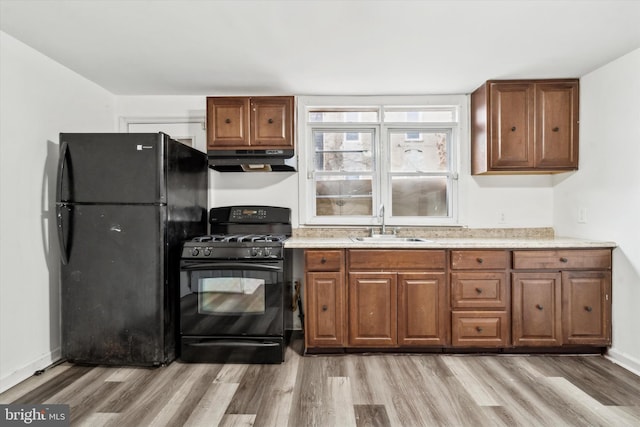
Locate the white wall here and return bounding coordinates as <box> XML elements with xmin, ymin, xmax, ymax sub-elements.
<box><xmin>553</xmin><ymin>48</ymin><xmax>640</xmax><ymax>373</ymax></box>
<box><xmin>116</xmin><ymin>96</ymin><xmax>553</xmax><ymax>229</ymax></box>
<box><xmin>0</xmin><ymin>32</ymin><xmax>116</xmax><ymax>392</ymax></box>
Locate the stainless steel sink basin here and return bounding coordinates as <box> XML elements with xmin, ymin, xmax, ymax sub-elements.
<box><xmin>350</xmin><ymin>236</ymin><xmax>433</xmax><ymax>243</ymax></box>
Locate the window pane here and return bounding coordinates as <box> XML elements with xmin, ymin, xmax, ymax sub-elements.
<box><xmin>389</xmin><ymin>131</ymin><xmax>449</xmax><ymax>172</ymax></box>
<box><xmin>316</xmin><ymin>176</ymin><xmax>372</xmax><ymax>216</ymax></box>
<box><xmin>308</xmin><ymin>110</ymin><xmax>379</xmax><ymax>122</ymax></box>
<box><xmin>314</xmin><ymin>130</ymin><xmax>373</xmax><ymax>172</ymax></box>
<box><xmin>391</xmin><ymin>176</ymin><xmax>448</xmax><ymax>216</ymax></box>
<box><xmin>384</xmin><ymin>108</ymin><xmax>456</xmax><ymax>122</ymax></box>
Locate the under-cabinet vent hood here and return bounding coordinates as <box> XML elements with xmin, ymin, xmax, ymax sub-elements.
<box><xmin>207</xmin><ymin>149</ymin><xmax>297</xmax><ymax>172</ymax></box>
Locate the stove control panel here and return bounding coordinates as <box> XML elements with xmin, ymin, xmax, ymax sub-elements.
<box><xmin>181</xmin><ymin>245</ymin><xmax>283</xmax><ymax>259</ymax></box>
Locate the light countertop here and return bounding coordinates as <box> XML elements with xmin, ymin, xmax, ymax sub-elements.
<box><xmin>284</xmin><ymin>236</ymin><xmax>617</xmax><ymax>249</ymax></box>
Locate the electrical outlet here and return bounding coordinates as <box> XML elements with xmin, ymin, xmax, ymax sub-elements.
<box><xmin>498</xmin><ymin>211</ymin><xmax>506</xmax><ymax>224</ymax></box>
<box><xmin>578</xmin><ymin>207</ymin><xmax>588</xmax><ymax>224</ymax></box>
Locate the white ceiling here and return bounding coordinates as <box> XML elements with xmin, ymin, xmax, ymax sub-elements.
<box><xmin>1</xmin><ymin>0</ymin><xmax>639</xmax><ymax>96</ymax></box>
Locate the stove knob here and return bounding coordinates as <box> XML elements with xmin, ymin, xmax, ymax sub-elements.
<box><xmin>264</xmin><ymin>247</ymin><xmax>272</xmax><ymax>257</ymax></box>
<box><xmin>203</xmin><ymin>248</ymin><xmax>212</xmax><ymax>257</ymax></box>
<box><xmin>191</xmin><ymin>248</ymin><xmax>200</xmax><ymax>257</ymax></box>
<box><xmin>252</xmin><ymin>247</ymin><xmax>264</xmax><ymax>258</ymax></box>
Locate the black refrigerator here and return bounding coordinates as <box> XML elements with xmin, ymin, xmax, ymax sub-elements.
<box><xmin>56</xmin><ymin>133</ymin><xmax>208</xmax><ymax>366</ymax></box>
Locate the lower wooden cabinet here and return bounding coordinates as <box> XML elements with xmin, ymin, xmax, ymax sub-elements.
<box><xmin>348</xmin><ymin>272</ymin><xmax>397</xmax><ymax>347</ymax></box>
<box><xmin>512</xmin><ymin>249</ymin><xmax>612</xmax><ymax>347</ymax></box>
<box><xmin>305</xmin><ymin>272</ymin><xmax>346</xmax><ymax>348</ymax></box>
<box><xmin>452</xmin><ymin>311</ymin><xmax>509</xmax><ymax>347</ymax></box>
<box><xmin>512</xmin><ymin>272</ymin><xmax>563</xmax><ymax>346</ymax></box>
<box><xmin>303</xmin><ymin>247</ymin><xmax>612</xmax><ymax>353</ymax></box>
<box><xmin>562</xmin><ymin>271</ymin><xmax>611</xmax><ymax>345</ymax></box>
<box><xmin>398</xmin><ymin>272</ymin><xmax>448</xmax><ymax>346</ymax></box>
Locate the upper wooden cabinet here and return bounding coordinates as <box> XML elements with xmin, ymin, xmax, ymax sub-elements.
<box><xmin>206</xmin><ymin>96</ymin><xmax>294</xmax><ymax>150</ymax></box>
<box><xmin>471</xmin><ymin>79</ymin><xmax>579</xmax><ymax>174</ymax></box>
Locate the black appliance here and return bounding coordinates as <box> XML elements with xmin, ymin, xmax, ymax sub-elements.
<box><xmin>56</xmin><ymin>133</ymin><xmax>208</xmax><ymax>366</ymax></box>
<box><xmin>179</xmin><ymin>206</ymin><xmax>292</xmax><ymax>364</ymax></box>
<box><xmin>207</xmin><ymin>149</ymin><xmax>297</xmax><ymax>172</ymax></box>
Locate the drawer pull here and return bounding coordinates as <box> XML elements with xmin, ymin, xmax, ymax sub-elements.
<box><xmin>559</xmin><ymin>257</ymin><xmax>568</xmax><ymax>263</ymax></box>
<box><xmin>536</xmin><ymin>304</ymin><xmax>544</xmax><ymax>310</ymax></box>
<box><xmin>476</xmin><ymin>257</ymin><xmax>484</xmax><ymax>264</ymax></box>
<box><xmin>476</xmin><ymin>326</ymin><xmax>483</xmax><ymax>333</ymax></box>
<box><xmin>552</xmin><ymin>126</ymin><xmax>560</xmax><ymax>132</ymax></box>
<box><xmin>475</xmin><ymin>287</ymin><xmax>483</xmax><ymax>294</ymax></box>
<box><xmin>322</xmin><ymin>305</ymin><xmax>328</xmax><ymax>312</ymax></box>
<box><xmin>320</xmin><ymin>257</ymin><xmax>327</xmax><ymax>264</ymax></box>
<box><xmin>225</xmin><ymin>118</ymin><xmax>231</xmax><ymax>124</ymax></box>
<box><xmin>585</xmin><ymin>306</ymin><xmax>593</xmax><ymax>312</ymax></box>
<box><xmin>511</xmin><ymin>126</ymin><xmax>516</xmax><ymax>132</ymax></box>
<box><xmin>268</xmin><ymin>118</ymin><xmax>274</xmax><ymax>124</ymax></box>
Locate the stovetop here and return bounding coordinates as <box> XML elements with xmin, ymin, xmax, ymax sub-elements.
<box><xmin>181</xmin><ymin>205</ymin><xmax>291</xmax><ymax>260</ymax></box>
<box><xmin>191</xmin><ymin>234</ymin><xmax>288</xmax><ymax>244</ymax></box>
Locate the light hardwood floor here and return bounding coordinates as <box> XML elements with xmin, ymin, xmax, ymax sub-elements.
<box><xmin>2</xmin><ymin>337</ymin><xmax>640</xmax><ymax>426</ymax></box>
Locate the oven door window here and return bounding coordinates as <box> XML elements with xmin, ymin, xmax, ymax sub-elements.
<box><xmin>180</xmin><ymin>261</ymin><xmax>284</xmax><ymax>337</ymax></box>
<box><xmin>199</xmin><ymin>277</ymin><xmax>265</xmax><ymax>315</ymax></box>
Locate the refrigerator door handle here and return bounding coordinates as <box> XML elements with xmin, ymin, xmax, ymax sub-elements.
<box><xmin>56</xmin><ymin>140</ymin><xmax>69</xmax><ymax>203</ymax></box>
<box><xmin>56</xmin><ymin>204</ymin><xmax>69</xmax><ymax>265</ymax></box>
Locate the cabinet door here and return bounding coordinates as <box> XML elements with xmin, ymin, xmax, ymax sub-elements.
<box><xmin>535</xmin><ymin>81</ymin><xmax>579</xmax><ymax>169</ymax></box>
<box><xmin>512</xmin><ymin>272</ymin><xmax>562</xmax><ymax>346</ymax></box>
<box><xmin>305</xmin><ymin>272</ymin><xmax>346</xmax><ymax>348</ymax></box>
<box><xmin>250</xmin><ymin>97</ymin><xmax>293</xmax><ymax>148</ymax></box>
<box><xmin>489</xmin><ymin>82</ymin><xmax>535</xmax><ymax>169</ymax></box>
<box><xmin>348</xmin><ymin>272</ymin><xmax>397</xmax><ymax>347</ymax></box>
<box><xmin>562</xmin><ymin>271</ymin><xmax>611</xmax><ymax>345</ymax></box>
<box><xmin>206</xmin><ymin>97</ymin><xmax>250</xmax><ymax>149</ymax></box>
<box><xmin>398</xmin><ymin>272</ymin><xmax>448</xmax><ymax>346</ymax></box>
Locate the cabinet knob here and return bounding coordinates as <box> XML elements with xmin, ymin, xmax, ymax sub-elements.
<box><xmin>511</xmin><ymin>126</ymin><xmax>516</xmax><ymax>132</ymax></box>
<box><xmin>476</xmin><ymin>326</ymin><xmax>483</xmax><ymax>333</ymax></box>
<box><xmin>559</xmin><ymin>257</ymin><xmax>568</xmax><ymax>263</ymax></box>
<box><xmin>225</xmin><ymin>118</ymin><xmax>231</xmax><ymax>124</ymax></box>
<box><xmin>322</xmin><ymin>305</ymin><xmax>328</xmax><ymax>312</ymax></box>
<box><xmin>320</xmin><ymin>257</ymin><xmax>327</xmax><ymax>264</ymax></box>
<box><xmin>585</xmin><ymin>306</ymin><xmax>593</xmax><ymax>312</ymax></box>
<box><xmin>476</xmin><ymin>257</ymin><xmax>484</xmax><ymax>264</ymax></box>
<box><xmin>268</xmin><ymin>118</ymin><xmax>274</xmax><ymax>124</ymax></box>
<box><xmin>536</xmin><ymin>304</ymin><xmax>544</xmax><ymax>310</ymax></box>
<box><xmin>475</xmin><ymin>287</ymin><xmax>483</xmax><ymax>294</ymax></box>
<box><xmin>552</xmin><ymin>127</ymin><xmax>560</xmax><ymax>132</ymax></box>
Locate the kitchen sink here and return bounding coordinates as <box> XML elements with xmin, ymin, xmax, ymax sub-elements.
<box><xmin>350</xmin><ymin>236</ymin><xmax>433</xmax><ymax>243</ymax></box>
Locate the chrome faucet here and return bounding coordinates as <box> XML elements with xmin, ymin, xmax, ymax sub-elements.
<box><xmin>379</xmin><ymin>204</ymin><xmax>386</xmax><ymax>235</ymax></box>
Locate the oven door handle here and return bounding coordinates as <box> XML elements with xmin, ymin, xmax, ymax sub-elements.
<box><xmin>181</xmin><ymin>262</ymin><xmax>282</xmax><ymax>271</ymax></box>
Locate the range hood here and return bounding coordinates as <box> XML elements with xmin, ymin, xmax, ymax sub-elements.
<box><xmin>207</xmin><ymin>149</ymin><xmax>297</xmax><ymax>172</ymax></box>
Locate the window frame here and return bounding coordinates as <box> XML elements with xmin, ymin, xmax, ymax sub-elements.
<box><xmin>297</xmin><ymin>95</ymin><xmax>466</xmax><ymax>227</ymax></box>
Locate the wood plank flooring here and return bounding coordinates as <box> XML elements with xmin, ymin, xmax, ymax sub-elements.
<box><xmin>2</xmin><ymin>336</ymin><xmax>640</xmax><ymax>426</ymax></box>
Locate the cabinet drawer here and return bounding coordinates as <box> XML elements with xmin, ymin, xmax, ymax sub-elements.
<box><xmin>451</xmin><ymin>250</ymin><xmax>509</xmax><ymax>270</ymax></box>
<box><xmin>513</xmin><ymin>249</ymin><xmax>611</xmax><ymax>270</ymax></box>
<box><xmin>305</xmin><ymin>250</ymin><xmax>344</xmax><ymax>271</ymax></box>
<box><xmin>451</xmin><ymin>272</ymin><xmax>508</xmax><ymax>309</ymax></box>
<box><xmin>348</xmin><ymin>249</ymin><xmax>446</xmax><ymax>270</ymax></box>
<box><xmin>451</xmin><ymin>311</ymin><xmax>509</xmax><ymax>347</ymax></box>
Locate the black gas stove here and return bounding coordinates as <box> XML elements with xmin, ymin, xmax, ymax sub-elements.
<box><xmin>179</xmin><ymin>206</ymin><xmax>292</xmax><ymax>364</ymax></box>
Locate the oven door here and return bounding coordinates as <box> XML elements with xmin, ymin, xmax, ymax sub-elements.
<box><xmin>179</xmin><ymin>259</ymin><xmax>284</xmax><ymax>337</ymax></box>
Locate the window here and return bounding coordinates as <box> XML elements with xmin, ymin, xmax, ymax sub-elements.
<box><xmin>298</xmin><ymin>96</ymin><xmax>466</xmax><ymax>226</ymax></box>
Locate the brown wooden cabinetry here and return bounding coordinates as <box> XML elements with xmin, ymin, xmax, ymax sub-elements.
<box><xmin>302</xmin><ymin>246</ymin><xmax>612</xmax><ymax>353</ymax></box>
<box><xmin>450</xmin><ymin>250</ymin><xmax>510</xmax><ymax>347</ymax></box>
<box><xmin>347</xmin><ymin>250</ymin><xmax>448</xmax><ymax>348</ymax></box>
<box><xmin>206</xmin><ymin>96</ymin><xmax>294</xmax><ymax>150</ymax></box>
<box><xmin>511</xmin><ymin>249</ymin><xmax>612</xmax><ymax>347</ymax></box>
<box><xmin>304</xmin><ymin>250</ymin><xmax>346</xmax><ymax>348</ymax></box>
<box><xmin>471</xmin><ymin>79</ymin><xmax>579</xmax><ymax>174</ymax></box>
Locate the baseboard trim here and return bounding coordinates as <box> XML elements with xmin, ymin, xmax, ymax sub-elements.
<box><xmin>605</xmin><ymin>348</ymin><xmax>640</xmax><ymax>377</ymax></box>
<box><xmin>0</xmin><ymin>348</ymin><xmax>62</xmax><ymax>394</ymax></box>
